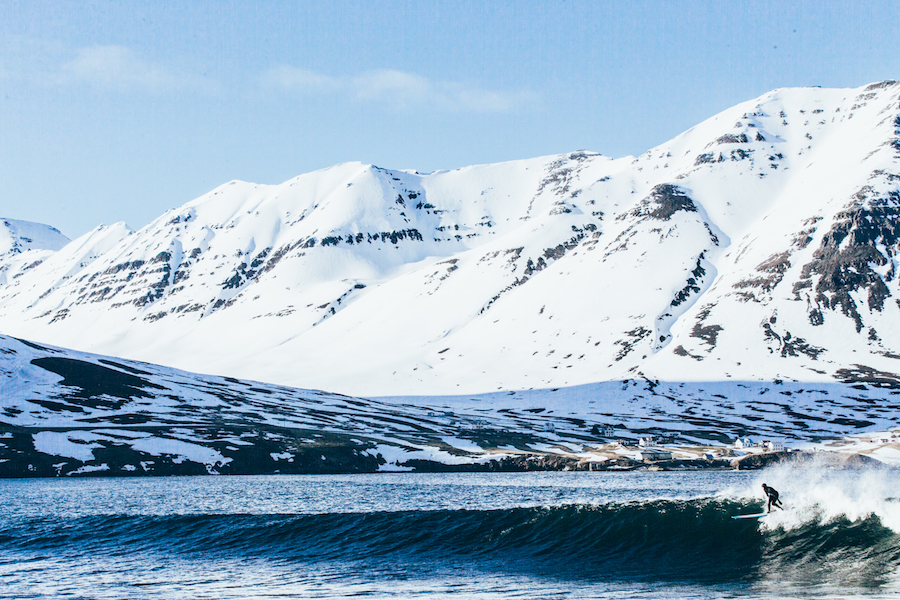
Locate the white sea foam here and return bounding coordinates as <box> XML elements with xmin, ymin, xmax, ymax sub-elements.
<box><xmin>728</xmin><ymin>458</ymin><xmax>900</xmax><ymax>532</ymax></box>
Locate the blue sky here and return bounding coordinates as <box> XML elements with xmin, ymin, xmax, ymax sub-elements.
<box><xmin>1</xmin><ymin>0</ymin><xmax>898</xmax><ymax>238</ymax></box>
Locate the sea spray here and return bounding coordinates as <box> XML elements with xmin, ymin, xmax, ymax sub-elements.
<box><xmin>725</xmin><ymin>457</ymin><xmax>900</xmax><ymax>533</ymax></box>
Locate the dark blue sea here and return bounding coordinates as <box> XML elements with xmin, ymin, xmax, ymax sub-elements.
<box><xmin>2</xmin><ymin>468</ymin><xmax>899</xmax><ymax>599</ymax></box>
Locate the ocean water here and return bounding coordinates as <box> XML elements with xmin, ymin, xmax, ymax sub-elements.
<box><xmin>1</xmin><ymin>466</ymin><xmax>899</xmax><ymax>599</ymax></box>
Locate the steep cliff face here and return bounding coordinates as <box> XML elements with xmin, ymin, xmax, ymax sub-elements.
<box><xmin>1</xmin><ymin>82</ymin><xmax>900</xmax><ymax>397</ymax></box>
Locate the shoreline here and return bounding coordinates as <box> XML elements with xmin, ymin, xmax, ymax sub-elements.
<box><xmin>0</xmin><ymin>435</ymin><xmax>893</xmax><ymax>478</ymax></box>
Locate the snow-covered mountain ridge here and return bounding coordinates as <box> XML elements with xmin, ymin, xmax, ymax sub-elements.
<box><xmin>2</xmin><ymin>81</ymin><xmax>900</xmax><ymax>397</ymax></box>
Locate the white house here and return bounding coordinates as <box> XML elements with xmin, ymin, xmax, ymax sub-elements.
<box><xmin>638</xmin><ymin>436</ymin><xmax>658</xmax><ymax>448</ymax></box>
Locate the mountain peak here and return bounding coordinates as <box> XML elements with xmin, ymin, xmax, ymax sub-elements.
<box><xmin>0</xmin><ymin>218</ymin><xmax>70</xmax><ymax>255</ymax></box>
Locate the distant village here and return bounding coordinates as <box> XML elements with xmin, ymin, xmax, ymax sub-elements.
<box><xmin>436</xmin><ymin>412</ymin><xmax>900</xmax><ymax>470</ymax></box>
<box><xmin>569</xmin><ymin>427</ymin><xmax>900</xmax><ymax>471</ymax></box>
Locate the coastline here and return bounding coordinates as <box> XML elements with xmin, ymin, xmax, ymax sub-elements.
<box><xmin>1</xmin><ymin>426</ymin><xmax>895</xmax><ymax>477</ymax></box>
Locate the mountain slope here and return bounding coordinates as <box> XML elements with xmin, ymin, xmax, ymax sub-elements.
<box><xmin>0</xmin><ymin>82</ymin><xmax>899</xmax><ymax>397</ymax></box>
<box><xmin>2</xmin><ymin>334</ymin><xmax>898</xmax><ymax>477</ymax></box>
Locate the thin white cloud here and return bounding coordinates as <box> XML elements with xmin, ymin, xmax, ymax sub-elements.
<box><xmin>351</xmin><ymin>69</ymin><xmax>534</xmax><ymax>112</ymax></box>
<box><xmin>261</xmin><ymin>65</ymin><xmax>340</xmax><ymax>93</ymax></box>
<box><xmin>0</xmin><ymin>38</ymin><xmax>218</xmax><ymax>93</ymax></box>
<box><xmin>351</xmin><ymin>69</ymin><xmax>432</xmax><ymax>105</ymax></box>
<box><xmin>56</xmin><ymin>45</ymin><xmax>217</xmax><ymax>93</ymax></box>
<box><xmin>59</xmin><ymin>45</ymin><xmax>176</xmax><ymax>89</ymax></box>
<box><xmin>264</xmin><ymin>65</ymin><xmax>537</xmax><ymax>113</ymax></box>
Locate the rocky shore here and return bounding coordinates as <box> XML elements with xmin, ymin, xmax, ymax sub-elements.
<box><xmin>2</xmin><ymin>425</ymin><xmax>891</xmax><ymax>477</ymax></box>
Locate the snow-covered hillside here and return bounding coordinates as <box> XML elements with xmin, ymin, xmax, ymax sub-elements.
<box><xmin>1</xmin><ymin>334</ymin><xmax>897</xmax><ymax>477</ymax></box>
<box><xmin>1</xmin><ymin>81</ymin><xmax>900</xmax><ymax>398</ymax></box>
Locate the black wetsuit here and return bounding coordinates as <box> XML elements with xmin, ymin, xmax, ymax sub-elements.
<box><xmin>762</xmin><ymin>484</ymin><xmax>783</xmax><ymax>512</ymax></box>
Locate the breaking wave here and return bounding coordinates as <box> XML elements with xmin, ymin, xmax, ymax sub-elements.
<box><xmin>4</xmin><ymin>494</ymin><xmax>900</xmax><ymax>585</ymax></box>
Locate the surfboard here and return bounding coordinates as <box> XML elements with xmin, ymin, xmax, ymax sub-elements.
<box><xmin>732</xmin><ymin>513</ymin><xmax>768</xmax><ymax>519</ymax></box>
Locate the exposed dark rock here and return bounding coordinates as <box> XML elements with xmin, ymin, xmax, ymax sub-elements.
<box><xmin>733</xmin><ymin>252</ymin><xmax>791</xmax><ymax>297</ymax></box>
<box><xmin>530</xmin><ymin>153</ymin><xmax>596</xmax><ymax>211</ymax></box>
<box><xmin>258</xmin><ymin>241</ymin><xmax>303</xmax><ymax>276</ymax></box>
<box><xmin>30</xmin><ymin>357</ymin><xmax>165</xmax><ymax>407</ymax></box>
<box><xmin>733</xmin><ymin>450</ymin><xmax>887</xmax><ymax>469</ymax></box>
<box><xmin>149</xmin><ymin>251</ymin><xmax>171</xmax><ymax>264</ymax></box>
<box><xmin>761</xmin><ymin>321</ymin><xmax>824</xmax><ymax>359</ymax></box>
<box><xmin>715</xmin><ymin>133</ymin><xmax>749</xmax><ymax>144</ymax></box>
<box><xmin>222</xmin><ymin>247</ymin><xmax>273</xmax><ymax>290</ymax></box>
<box><xmin>16</xmin><ymin>339</ymin><xmax>56</xmax><ymax>352</ymax></box>
<box><xmin>401</xmin><ymin>454</ymin><xmax>589</xmax><ymax>472</ymax></box>
<box><xmin>627</xmin><ymin>184</ymin><xmax>698</xmax><ymax>221</ymax></box>
<box><xmin>365</xmin><ymin>229</ymin><xmax>424</xmax><ymax>244</ymax></box>
<box><xmin>834</xmin><ymin>365</ymin><xmax>900</xmax><ymax>389</ymax></box>
<box><xmin>0</xmin><ymin>426</ymin><xmax>385</xmax><ymax>477</ymax></box>
<box><xmin>793</xmin><ymin>189</ymin><xmax>900</xmax><ymax>331</ymax></box>
<box><xmin>671</xmin><ymin>254</ymin><xmax>707</xmax><ymax>307</ymax></box>
<box><xmin>614</xmin><ymin>327</ymin><xmax>651</xmax><ymax>361</ymax></box>
<box><xmin>864</xmin><ymin>80</ymin><xmax>898</xmax><ymax>91</ymax></box>
<box><xmin>732</xmin><ymin>451</ymin><xmax>792</xmax><ymax>469</ymax></box>
<box><xmin>103</xmin><ymin>260</ymin><xmax>145</xmax><ymax>276</ymax></box>
<box><xmin>791</xmin><ymin>219</ymin><xmax>820</xmax><ymax>249</ymax></box>
<box><xmin>690</xmin><ymin>305</ymin><xmax>722</xmax><ymax>348</ymax></box>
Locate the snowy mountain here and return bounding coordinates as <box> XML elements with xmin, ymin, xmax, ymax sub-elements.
<box><xmin>1</xmin><ymin>81</ymin><xmax>900</xmax><ymax>399</ymax></box>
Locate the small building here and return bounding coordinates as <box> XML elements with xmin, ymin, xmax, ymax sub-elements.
<box><xmin>585</xmin><ymin>459</ymin><xmax>608</xmax><ymax>471</ymax></box>
<box><xmin>591</xmin><ymin>424</ymin><xmax>617</xmax><ymax>438</ymax></box>
<box><xmin>638</xmin><ymin>436</ymin><xmax>658</xmax><ymax>448</ymax></box>
<box><xmin>638</xmin><ymin>450</ymin><xmax>672</xmax><ymax>461</ymax></box>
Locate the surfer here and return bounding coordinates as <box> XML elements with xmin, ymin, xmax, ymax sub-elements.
<box><xmin>762</xmin><ymin>483</ymin><xmax>783</xmax><ymax>512</ymax></box>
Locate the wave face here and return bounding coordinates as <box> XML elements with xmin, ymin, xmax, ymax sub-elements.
<box><xmin>3</xmin><ymin>498</ymin><xmax>900</xmax><ymax>586</ymax></box>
